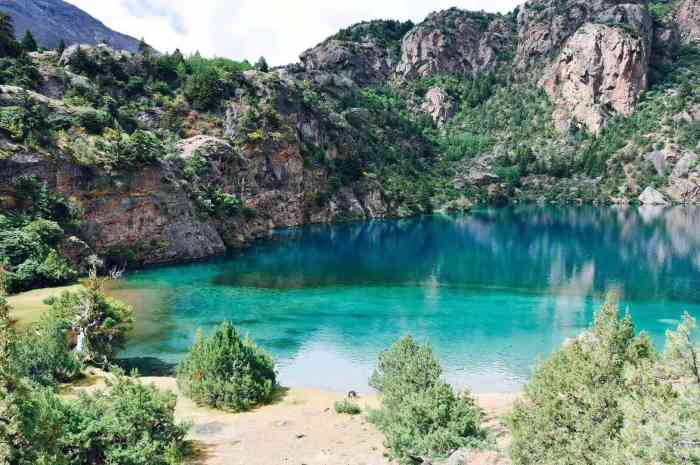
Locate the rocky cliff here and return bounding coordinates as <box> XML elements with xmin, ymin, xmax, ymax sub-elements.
<box><xmin>1</xmin><ymin>0</ymin><xmax>699</xmax><ymax>284</ymax></box>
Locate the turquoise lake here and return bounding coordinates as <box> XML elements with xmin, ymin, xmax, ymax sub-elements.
<box><xmin>117</xmin><ymin>206</ymin><xmax>700</xmax><ymax>393</ymax></box>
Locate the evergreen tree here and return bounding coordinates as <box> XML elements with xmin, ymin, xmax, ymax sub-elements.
<box><xmin>0</xmin><ymin>12</ymin><xmax>19</xmax><ymax>57</ymax></box>
<box><xmin>20</xmin><ymin>30</ymin><xmax>37</xmax><ymax>52</ymax></box>
<box><xmin>255</xmin><ymin>56</ymin><xmax>269</xmax><ymax>72</ymax></box>
<box><xmin>56</xmin><ymin>38</ymin><xmax>66</xmax><ymax>56</ymax></box>
<box><xmin>138</xmin><ymin>37</ymin><xmax>150</xmax><ymax>56</ymax></box>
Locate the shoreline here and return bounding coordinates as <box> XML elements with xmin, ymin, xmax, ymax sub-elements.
<box><xmin>73</xmin><ymin>372</ymin><xmax>518</xmax><ymax>465</ymax></box>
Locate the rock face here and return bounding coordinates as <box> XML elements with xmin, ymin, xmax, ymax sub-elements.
<box><xmin>543</xmin><ymin>21</ymin><xmax>651</xmax><ymax>133</ymax></box>
<box><xmin>421</xmin><ymin>87</ymin><xmax>455</xmax><ymax>126</ymax></box>
<box><xmin>0</xmin><ymin>0</ymin><xmax>141</xmax><ymax>51</ymax></box>
<box><xmin>300</xmin><ymin>41</ymin><xmax>395</xmax><ymax>86</ymax></box>
<box><xmin>515</xmin><ymin>0</ymin><xmax>648</xmax><ymax>68</ymax></box>
<box><xmin>300</xmin><ymin>20</ymin><xmax>412</xmax><ymax>85</ymax></box>
<box><xmin>676</xmin><ymin>0</ymin><xmax>700</xmax><ymax>45</ymax></box>
<box><xmin>396</xmin><ymin>8</ymin><xmax>514</xmax><ymax>79</ymax></box>
<box><xmin>639</xmin><ymin>186</ymin><xmax>669</xmax><ymax>205</ymax></box>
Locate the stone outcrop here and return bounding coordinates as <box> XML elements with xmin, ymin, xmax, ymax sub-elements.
<box><xmin>300</xmin><ymin>40</ymin><xmax>395</xmax><ymax>86</ymax></box>
<box><xmin>543</xmin><ymin>21</ymin><xmax>651</xmax><ymax>133</ymax></box>
<box><xmin>639</xmin><ymin>186</ymin><xmax>668</xmax><ymax>205</ymax></box>
<box><xmin>676</xmin><ymin>0</ymin><xmax>700</xmax><ymax>46</ymax></box>
<box><xmin>396</xmin><ymin>8</ymin><xmax>514</xmax><ymax>79</ymax></box>
<box><xmin>515</xmin><ymin>0</ymin><xmax>648</xmax><ymax>69</ymax></box>
<box><xmin>421</xmin><ymin>87</ymin><xmax>455</xmax><ymax>126</ymax></box>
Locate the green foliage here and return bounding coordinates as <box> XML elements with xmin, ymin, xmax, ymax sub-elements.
<box><xmin>334</xmin><ymin>399</ymin><xmax>362</xmax><ymax>415</ymax></box>
<box><xmin>507</xmin><ymin>297</ymin><xmax>662</xmax><ymax>465</ymax></box>
<box><xmin>76</xmin><ymin>107</ymin><xmax>112</xmax><ymax>134</ymax></box>
<box><xmin>0</xmin><ymin>55</ymin><xmax>43</xmax><ymax>89</ymax></box>
<box><xmin>181</xmin><ymin>55</ymin><xmax>250</xmax><ymax>111</ymax></box>
<box><xmin>15</xmin><ymin>309</ymin><xmax>80</xmax><ymax>386</ymax></box>
<box><xmin>0</xmin><ymin>91</ymin><xmax>52</xmax><ymax>146</ymax></box>
<box><xmin>177</xmin><ymin>321</ymin><xmax>276</xmax><ymax>411</ymax></box>
<box><xmin>20</xmin><ymin>30</ymin><xmax>37</xmax><ymax>52</ymax></box>
<box><xmin>74</xmin><ymin>128</ymin><xmax>165</xmax><ymax>169</ymax></box>
<box><xmin>44</xmin><ymin>275</ymin><xmax>133</xmax><ymax>365</ymax></box>
<box><xmin>255</xmin><ymin>56</ymin><xmax>269</xmax><ymax>72</ymax></box>
<box><xmin>0</xmin><ymin>12</ymin><xmax>20</xmax><ymax>58</ymax></box>
<box><xmin>649</xmin><ymin>1</ymin><xmax>673</xmax><ymax>21</ymax></box>
<box><xmin>0</xmin><ymin>176</ymin><xmax>80</xmax><ymax>293</ymax></box>
<box><xmin>369</xmin><ymin>336</ymin><xmax>487</xmax><ymax>463</ymax></box>
<box><xmin>5</xmin><ymin>370</ymin><xmax>188</xmax><ymax>465</ymax></box>
<box><xmin>330</xmin><ymin>19</ymin><xmax>414</xmax><ymax>58</ymax></box>
<box><xmin>57</xmin><ymin>39</ymin><xmax>66</xmax><ymax>56</ymax></box>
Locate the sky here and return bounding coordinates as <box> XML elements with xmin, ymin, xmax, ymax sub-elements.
<box><xmin>66</xmin><ymin>0</ymin><xmax>522</xmax><ymax>66</ymax></box>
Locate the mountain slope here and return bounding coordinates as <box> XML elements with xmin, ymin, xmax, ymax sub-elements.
<box><xmin>0</xmin><ymin>0</ymin><xmax>140</xmax><ymax>51</ymax></box>
<box><xmin>0</xmin><ymin>0</ymin><xmax>699</xmax><ymax>291</ymax></box>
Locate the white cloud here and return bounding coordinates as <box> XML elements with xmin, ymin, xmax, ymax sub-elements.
<box><xmin>66</xmin><ymin>0</ymin><xmax>522</xmax><ymax>66</ymax></box>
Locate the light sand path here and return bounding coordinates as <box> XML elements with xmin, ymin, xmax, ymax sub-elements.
<box><xmin>143</xmin><ymin>377</ymin><xmax>517</xmax><ymax>465</ymax></box>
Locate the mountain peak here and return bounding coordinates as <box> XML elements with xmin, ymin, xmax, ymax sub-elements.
<box><xmin>0</xmin><ymin>0</ymin><xmax>141</xmax><ymax>51</ymax></box>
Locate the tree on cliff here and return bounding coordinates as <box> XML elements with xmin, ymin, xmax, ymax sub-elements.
<box><xmin>255</xmin><ymin>56</ymin><xmax>269</xmax><ymax>72</ymax></box>
<box><xmin>0</xmin><ymin>12</ymin><xmax>20</xmax><ymax>57</ymax></box>
<box><xmin>20</xmin><ymin>30</ymin><xmax>37</xmax><ymax>52</ymax></box>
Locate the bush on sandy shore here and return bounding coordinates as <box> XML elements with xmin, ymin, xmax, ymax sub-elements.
<box><xmin>369</xmin><ymin>336</ymin><xmax>488</xmax><ymax>464</ymax></box>
<box><xmin>176</xmin><ymin>321</ymin><xmax>277</xmax><ymax>411</ymax></box>
<box><xmin>334</xmin><ymin>398</ymin><xmax>362</xmax><ymax>415</ymax></box>
<box><xmin>507</xmin><ymin>297</ymin><xmax>700</xmax><ymax>465</ymax></box>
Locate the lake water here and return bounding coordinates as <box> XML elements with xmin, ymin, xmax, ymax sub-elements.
<box><xmin>117</xmin><ymin>206</ymin><xmax>700</xmax><ymax>393</ymax></box>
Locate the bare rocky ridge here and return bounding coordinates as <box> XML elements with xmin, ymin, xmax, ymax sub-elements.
<box><xmin>396</xmin><ymin>9</ymin><xmax>515</xmax><ymax>79</ymax></box>
<box><xmin>0</xmin><ymin>0</ymin><xmax>141</xmax><ymax>51</ymax></box>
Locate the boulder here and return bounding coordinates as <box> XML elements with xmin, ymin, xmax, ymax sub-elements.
<box><xmin>666</xmin><ymin>176</ymin><xmax>700</xmax><ymax>203</ymax></box>
<box><xmin>543</xmin><ymin>21</ymin><xmax>651</xmax><ymax>133</ymax></box>
<box><xmin>639</xmin><ymin>186</ymin><xmax>669</xmax><ymax>205</ymax></box>
<box><xmin>672</xmin><ymin>152</ymin><xmax>698</xmax><ymax>178</ymax></box>
<box><xmin>447</xmin><ymin>448</ymin><xmax>471</xmax><ymax>465</ymax></box>
<box><xmin>396</xmin><ymin>8</ymin><xmax>514</xmax><ymax>79</ymax></box>
<box><xmin>421</xmin><ymin>87</ymin><xmax>455</xmax><ymax>127</ymax></box>
<box><xmin>676</xmin><ymin>0</ymin><xmax>700</xmax><ymax>46</ymax></box>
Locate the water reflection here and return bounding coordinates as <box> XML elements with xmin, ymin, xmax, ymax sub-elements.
<box><xmin>119</xmin><ymin>206</ymin><xmax>700</xmax><ymax>392</ymax></box>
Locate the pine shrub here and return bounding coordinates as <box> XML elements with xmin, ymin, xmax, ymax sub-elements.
<box><xmin>176</xmin><ymin>321</ymin><xmax>276</xmax><ymax>411</ymax></box>
<box><xmin>369</xmin><ymin>336</ymin><xmax>487</xmax><ymax>464</ymax></box>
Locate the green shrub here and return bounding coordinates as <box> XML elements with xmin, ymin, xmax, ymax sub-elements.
<box><xmin>0</xmin><ymin>94</ymin><xmax>52</xmax><ymax>146</ymax></box>
<box><xmin>15</xmin><ymin>309</ymin><xmax>80</xmax><ymax>386</ymax></box>
<box><xmin>76</xmin><ymin>108</ymin><xmax>111</xmax><ymax>134</ymax></box>
<box><xmin>369</xmin><ymin>336</ymin><xmax>487</xmax><ymax>463</ymax></box>
<box><xmin>6</xmin><ymin>371</ymin><xmax>188</xmax><ymax>465</ymax></box>
<box><xmin>0</xmin><ymin>55</ymin><xmax>43</xmax><ymax>89</ymax></box>
<box><xmin>177</xmin><ymin>321</ymin><xmax>276</xmax><ymax>411</ymax></box>
<box><xmin>507</xmin><ymin>297</ymin><xmax>658</xmax><ymax>465</ymax></box>
<box><xmin>334</xmin><ymin>399</ymin><xmax>362</xmax><ymax>415</ymax></box>
<box><xmin>44</xmin><ymin>275</ymin><xmax>133</xmax><ymax>365</ymax></box>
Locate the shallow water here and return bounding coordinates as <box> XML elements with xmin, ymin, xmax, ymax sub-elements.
<box><xmin>117</xmin><ymin>205</ymin><xmax>700</xmax><ymax>392</ymax></box>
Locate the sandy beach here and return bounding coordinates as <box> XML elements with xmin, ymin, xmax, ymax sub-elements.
<box><xmin>70</xmin><ymin>373</ymin><xmax>517</xmax><ymax>465</ymax></box>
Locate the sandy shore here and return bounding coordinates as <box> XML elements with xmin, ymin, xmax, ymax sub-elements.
<box><xmin>7</xmin><ymin>284</ymin><xmax>81</xmax><ymax>328</ymax></box>
<box><xmin>72</xmin><ymin>373</ymin><xmax>517</xmax><ymax>465</ymax></box>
